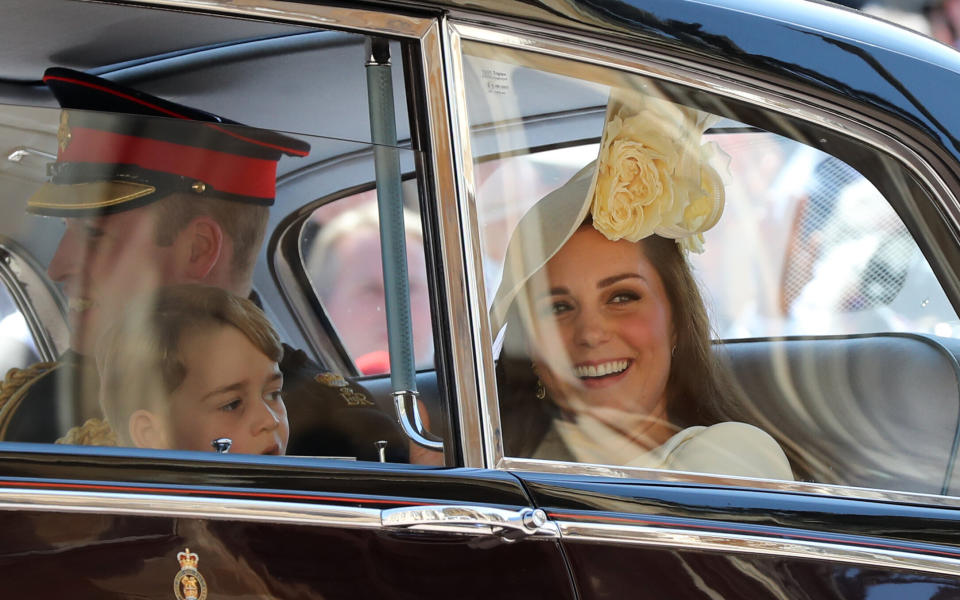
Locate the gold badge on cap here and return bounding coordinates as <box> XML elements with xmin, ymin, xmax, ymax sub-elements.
<box><xmin>57</xmin><ymin>111</ymin><xmax>72</xmax><ymax>154</ymax></box>
<box><xmin>173</xmin><ymin>548</ymin><xmax>207</xmax><ymax>600</ymax></box>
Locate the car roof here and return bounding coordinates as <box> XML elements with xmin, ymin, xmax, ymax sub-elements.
<box><xmin>420</xmin><ymin>0</ymin><xmax>960</xmax><ymax>166</ymax></box>
<box><xmin>1</xmin><ymin>0</ymin><xmax>958</xmax><ymax>169</ymax></box>
<box><xmin>1</xmin><ymin>0</ymin><xmax>306</xmax><ymax>83</ymax></box>
<box><xmin>5</xmin><ymin>0</ymin><xmax>959</xmax><ymax>83</ymax></box>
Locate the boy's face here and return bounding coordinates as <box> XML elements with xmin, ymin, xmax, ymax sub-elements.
<box><xmin>165</xmin><ymin>325</ymin><xmax>288</xmax><ymax>455</ymax></box>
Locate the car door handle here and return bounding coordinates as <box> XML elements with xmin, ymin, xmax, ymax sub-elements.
<box><xmin>381</xmin><ymin>505</ymin><xmax>553</xmax><ymax>540</ymax></box>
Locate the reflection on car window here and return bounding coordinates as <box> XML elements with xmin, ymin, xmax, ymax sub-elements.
<box><xmin>464</xmin><ymin>41</ymin><xmax>960</xmax><ymax>496</ymax></box>
<box><xmin>693</xmin><ymin>134</ymin><xmax>956</xmax><ymax>339</ymax></box>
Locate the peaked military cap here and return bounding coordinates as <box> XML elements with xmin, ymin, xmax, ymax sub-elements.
<box><xmin>28</xmin><ymin>67</ymin><xmax>310</xmax><ymax>216</ymax></box>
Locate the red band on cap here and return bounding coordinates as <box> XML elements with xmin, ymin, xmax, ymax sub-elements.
<box><xmin>44</xmin><ymin>74</ymin><xmax>309</xmax><ymax>157</ymax></box>
<box><xmin>61</xmin><ymin>127</ymin><xmax>277</xmax><ymax>199</ymax></box>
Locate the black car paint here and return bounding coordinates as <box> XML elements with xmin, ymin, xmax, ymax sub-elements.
<box><xmin>516</xmin><ymin>474</ymin><xmax>960</xmax><ymax>598</ymax></box>
<box><xmin>1</xmin><ymin>0</ymin><xmax>960</xmax><ymax>597</ymax></box>
<box><xmin>0</xmin><ymin>447</ymin><xmax>575</xmax><ymax>598</ymax></box>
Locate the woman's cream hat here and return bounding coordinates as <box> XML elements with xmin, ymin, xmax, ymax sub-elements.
<box><xmin>489</xmin><ymin>90</ymin><xmax>726</xmax><ymax>335</ymax></box>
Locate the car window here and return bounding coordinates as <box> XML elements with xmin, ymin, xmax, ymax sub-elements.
<box><xmin>0</xmin><ymin>6</ymin><xmax>444</xmax><ymax>466</ymax></box>
<box><xmin>300</xmin><ymin>185</ymin><xmax>434</xmax><ymax>375</ymax></box>
<box><xmin>462</xmin><ymin>39</ymin><xmax>960</xmax><ymax>496</ymax></box>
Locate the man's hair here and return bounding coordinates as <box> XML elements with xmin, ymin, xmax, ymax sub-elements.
<box><xmin>152</xmin><ymin>194</ymin><xmax>269</xmax><ymax>286</ymax></box>
<box><xmin>97</xmin><ymin>284</ymin><xmax>282</xmax><ymax>446</ymax></box>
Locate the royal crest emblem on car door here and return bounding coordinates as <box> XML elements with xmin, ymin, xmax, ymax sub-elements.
<box><xmin>173</xmin><ymin>548</ymin><xmax>207</xmax><ymax>600</ymax></box>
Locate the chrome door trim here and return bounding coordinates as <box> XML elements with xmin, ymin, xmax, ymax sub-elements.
<box><xmin>438</xmin><ymin>18</ymin><xmax>492</xmax><ymax>468</ymax></box>
<box><xmin>445</xmin><ymin>18</ymin><xmax>960</xmax><ymax>473</ymax></box>
<box><xmin>0</xmin><ymin>486</ymin><xmax>382</xmax><ymax>528</ymax></box>
<box><xmin>558</xmin><ymin>520</ymin><xmax>960</xmax><ymax>578</ymax></box>
<box><xmin>504</xmin><ymin>456</ymin><xmax>960</xmax><ymax>510</ymax></box>
<box><xmin>114</xmin><ymin>0</ymin><xmax>433</xmax><ymax>39</ymax></box>
<box><xmin>382</xmin><ymin>504</ymin><xmax>559</xmax><ymax>539</ymax></box>
<box><xmin>421</xmin><ymin>17</ymin><xmax>484</xmax><ymax>467</ymax></box>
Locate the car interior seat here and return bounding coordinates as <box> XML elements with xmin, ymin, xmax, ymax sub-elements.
<box><xmin>721</xmin><ymin>333</ymin><xmax>960</xmax><ymax>495</ymax></box>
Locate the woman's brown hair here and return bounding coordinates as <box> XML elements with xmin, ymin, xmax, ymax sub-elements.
<box><xmin>497</xmin><ymin>229</ymin><xmax>743</xmax><ymax>457</ymax></box>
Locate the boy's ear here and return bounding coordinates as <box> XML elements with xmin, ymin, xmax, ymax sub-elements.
<box><xmin>128</xmin><ymin>409</ymin><xmax>169</xmax><ymax>449</ymax></box>
<box><xmin>176</xmin><ymin>216</ymin><xmax>224</xmax><ymax>281</ymax></box>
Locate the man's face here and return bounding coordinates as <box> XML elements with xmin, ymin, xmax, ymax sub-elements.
<box><xmin>47</xmin><ymin>205</ymin><xmax>178</xmax><ymax>355</ymax></box>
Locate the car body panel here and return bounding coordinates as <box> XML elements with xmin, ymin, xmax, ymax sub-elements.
<box><xmin>2</xmin><ymin>0</ymin><xmax>960</xmax><ymax>597</ymax></box>
<box><xmin>0</xmin><ymin>447</ymin><xmax>574</xmax><ymax>598</ymax></box>
<box><xmin>519</xmin><ymin>471</ymin><xmax>960</xmax><ymax>597</ymax></box>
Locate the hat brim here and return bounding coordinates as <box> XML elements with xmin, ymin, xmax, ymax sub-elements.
<box><xmin>488</xmin><ymin>162</ymin><xmax>597</xmax><ymax>336</ymax></box>
<box><xmin>487</xmin><ymin>91</ymin><xmax>726</xmax><ymax>336</ymax></box>
<box><xmin>27</xmin><ymin>181</ymin><xmax>157</xmax><ymax>216</ymax></box>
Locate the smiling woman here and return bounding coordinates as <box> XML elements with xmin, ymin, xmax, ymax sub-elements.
<box><xmin>490</xmin><ymin>91</ymin><xmax>794</xmax><ymax>480</ymax></box>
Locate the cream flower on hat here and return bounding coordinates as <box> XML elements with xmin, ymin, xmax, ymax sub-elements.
<box><xmin>488</xmin><ymin>89</ymin><xmax>726</xmax><ymax>335</ymax></box>
<box><xmin>590</xmin><ymin>93</ymin><xmax>724</xmax><ymax>246</ymax></box>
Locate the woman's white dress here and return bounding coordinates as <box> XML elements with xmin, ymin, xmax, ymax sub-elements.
<box><xmin>533</xmin><ymin>415</ymin><xmax>794</xmax><ymax>480</ymax></box>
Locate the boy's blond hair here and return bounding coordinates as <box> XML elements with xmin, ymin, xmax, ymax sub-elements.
<box><xmin>96</xmin><ymin>284</ymin><xmax>282</xmax><ymax>445</ymax></box>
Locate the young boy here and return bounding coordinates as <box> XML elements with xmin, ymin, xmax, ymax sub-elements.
<box><xmin>95</xmin><ymin>284</ymin><xmax>288</xmax><ymax>455</ymax></box>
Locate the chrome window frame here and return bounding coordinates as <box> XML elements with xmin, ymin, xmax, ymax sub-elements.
<box><xmin>443</xmin><ymin>16</ymin><xmax>960</xmax><ymax>498</ymax></box>
<box><xmin>555</xmin><ymin>519</ymin><xmax>960</xmax><ymax>579</ymax></box>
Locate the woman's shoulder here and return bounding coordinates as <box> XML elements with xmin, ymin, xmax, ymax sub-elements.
<box><xmin>690</xmin><ymin>421</ymin><xmax>775</xmax><ymax>443</ymax></box>
<box><xmin>664</xmin><ymin>421</ymin><xmax>794</xmax><ymax>481</ymax></box>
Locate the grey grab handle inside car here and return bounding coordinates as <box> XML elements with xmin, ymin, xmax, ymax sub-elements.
<box><xmin>365</xmin><ymin>37</ymin><xmax>441</xmax><ymax>451</ymax></box>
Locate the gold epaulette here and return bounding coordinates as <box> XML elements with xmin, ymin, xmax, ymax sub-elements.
<box><xmin>57</xmin><ymin>417</ymin><xmax>118</xmax><ymax>447</ymax></box>
<box><xmin>0</xmin><ymin>361</ymin><xmax>58</xmax><ymax>422</ymax></box>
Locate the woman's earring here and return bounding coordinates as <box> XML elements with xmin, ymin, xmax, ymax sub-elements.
<box><xmin>671</xmin><ymin>345</ymin><xmax>678</xmax><ymax>357</ymax></box>
<box><xmin>531</xmin><ymin>361</ymin><xmax>546</xmax><ymax>400</ymax></box>
<box><xmin>536</xmin><ymin>377</ymin><xmax>547</xmax><ymax>400</ymax></box>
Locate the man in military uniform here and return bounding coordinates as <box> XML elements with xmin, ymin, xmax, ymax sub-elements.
<box><xmin>0</xmin><ymin>68</ymin><xmax>406</xmax><ymax>461</ymax></box>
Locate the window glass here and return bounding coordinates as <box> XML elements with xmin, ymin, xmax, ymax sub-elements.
<box><xmin>463</xmin><ymin>41</ymin><xmax>960</xmax><ymax>495</ymax></box>
<box><xmin>0</xmin><ymin>8</ymin><xmax>442</xmax><ymax>467</ymax></box>
<box><xmin>300</xmin><ymin>185</ymin><xmax>434</xmax><ymax>375</ymax></box>
<box><xmin>693</xmin><ymin>131</ymin><xmax>956</xmax><ymax>339</ymax></box>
